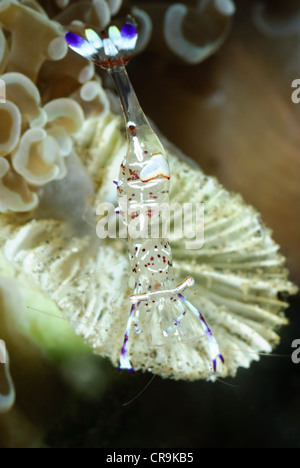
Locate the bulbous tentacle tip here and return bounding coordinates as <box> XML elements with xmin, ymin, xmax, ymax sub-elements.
<box><xmin>65</xmin><ymin>31</ymin><xmax>82</xmax><ymax>48</ymax></box>
<box><xmin>65</xmin><ymin>31</ymin><xmax>96</xmax><ymax>59</ymax></box>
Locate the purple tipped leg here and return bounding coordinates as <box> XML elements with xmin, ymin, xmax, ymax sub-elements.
<box><xmin>178</xmin><ymin>294</ymin><xmax>224</xmax><ymax>372</ymax></box>
<box><xmin>119</xmin><ymin>303</ymin><xmax>136</xmax><ymax>373</ymax></box>
<box><xmin>213</xmin><ymin>354</ymin><xmax>225</xmax><ymax>373</ymax></box>
<box><xmin>198</xmin><ymin>313</ymin><xmax>224</xmax><ymax>372</ymax></box>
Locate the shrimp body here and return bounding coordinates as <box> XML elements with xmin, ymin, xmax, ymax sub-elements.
<box><xmin>65</xmin><ymin>20</ymin><xmax>224</xmax><ymax>373</ymax></box>
<box><xmin>117</xmin><ymin>119</ymin><xmax>173</xmax><ymax>286</ymax></box>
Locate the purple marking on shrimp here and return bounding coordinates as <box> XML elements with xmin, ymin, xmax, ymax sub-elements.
<box><xmin>118</xmin><ymin>365</ymin><xmax>134</xmax><ymax>373</ymax></box>
<box><xmin>113</xmin><ymin>179</ymin><xmax>118</xmax><ymax>185</ymax></box>
<box><xmin>119</xmin><ymin>303</ymin><xmax>136</xmax><ymax>372</ymax></box>
<box><xmin>121</xmin><ymin>333</ymin><xmax>129</xmax><ymax>357</ymax></box>
<box><xmin>121</xmin><ymin>23</ymin><xmax>137</xmax><ymax>40</ymax></box>
<box><xmin>65</xmin><ymin>32</ymin><xmax>85</xmax><ymax>48</ymax></box>
<box><xmin>178</xmin><ymin>292</ymin><xmax>224</xmax><ymax>372</ymax></box>
<box><xmin>199</xmin><ymin>313</ymin><xmax>212</xmax><ymax>335</ymax></box>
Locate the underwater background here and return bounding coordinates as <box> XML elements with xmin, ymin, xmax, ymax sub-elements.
<box><xmin>0</xmin><ymin>0</ymin><xmax>299</xmax><ymax>448</ymax></box>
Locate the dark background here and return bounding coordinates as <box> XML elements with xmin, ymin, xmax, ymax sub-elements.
<box><xmin>45</xmin><ymin>294</ymin><xmax>300</xmax><ymax>448</ymax></box>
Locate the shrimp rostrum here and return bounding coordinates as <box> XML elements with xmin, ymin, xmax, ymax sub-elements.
<box><xmin>65</xmin><ymin>19</ymin><xmax>224</xmax><ymax>374</ymax></box>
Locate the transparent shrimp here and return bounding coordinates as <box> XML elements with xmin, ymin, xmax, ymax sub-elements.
<box><xmin>65</xmin><ymin>19</ymin><xmax>224</xmax><ymax>373</ymax></box>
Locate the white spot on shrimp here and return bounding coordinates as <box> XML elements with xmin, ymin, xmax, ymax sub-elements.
<box><xmin>140</xmin><ymin>153</ymin><xmax>170</xmax><ymax>183</ymax></box>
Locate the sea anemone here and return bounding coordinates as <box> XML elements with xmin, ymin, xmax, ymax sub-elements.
<box><xmin>0</xmin><ymin>0</ymin><xmax>108</xmax><ymax>212</ymax></box>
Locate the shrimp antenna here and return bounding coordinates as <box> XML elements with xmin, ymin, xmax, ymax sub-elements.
<box><xmin>122</xmin><ymin>374</ymin><xmax>156</xmax><ymax>406</ymax></box>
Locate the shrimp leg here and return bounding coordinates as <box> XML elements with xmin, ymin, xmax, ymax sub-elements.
<box><xmin>119</xmin><ymin>302</ymin><xmax>136</xmax><ymax>373</ymax></box>
<box><xmin>178</xmin><ymin>294</ymin><xmax>224</xmax><ymax>372</ymax></box>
